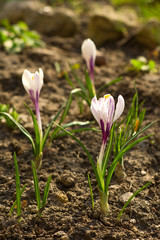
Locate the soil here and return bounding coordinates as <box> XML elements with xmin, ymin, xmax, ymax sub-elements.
<box><xmin>0</xmin><ymin>28</ymin><xmax>160</xmax><ymax>239</ymax></box>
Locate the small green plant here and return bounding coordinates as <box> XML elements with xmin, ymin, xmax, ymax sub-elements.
<box><xmin>0</xmin><ymin>103</ymin><xmax>20</xmax><ymax>129</ymax></box>
<box><xmin>65</xmin><ymin>38</ymin><xmax>121</xmax><ymax>113</ymax></box>
<box><xmin>31</xmin><ymin>160</ymin><xmax>51</xmax><ymax>217</ymax></box>
<box><xmin>0</xmin><ymin>19</ymin><xmax>44</xmax><ymax>53</ymax></box>
<box><xmin>9</xmin><ymin>152</ymin><xmax>26</xmax><ymax>220</ymax></box>
<box><xmin>0</xmin><ymin>69</ymin><xmax>92</xmax><ymax>169</ymax></box>
<box><xmin>53</xmin><ymin>93</ymin><xmax>156</xmax><ymax>217</ymax></box>
<box><xmin>129</xmin><ymin>56</ymin><xmax>156</xmax><ymax>72</ymax></box>
<box><xmin>114</xmin><ymin>89</ymin><xmax>146</xmax><ymax>180</ymax></box>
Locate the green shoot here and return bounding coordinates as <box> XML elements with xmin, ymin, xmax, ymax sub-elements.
<box><xmin>0</xmin><ymin>103</ymin><xmax>20</xmax><ymax>129</ymax></box>
<box><xmin>31</xmin><ymin>160</ymin><xmax>52</xmax><ymax>217</ymax></box>
<box><xmin>117</xmin><ymin>181</ymin><xmax>152</xmax><ymax>221</ymax></box>
<box><xmin>0</xmin><ymin>19</ymin><xmax>44</xmax><ymax>53</ymax></box>
<box><xmin>129</xmin><ymin>56</ymin><xmax>156</xmax><ymax>72</ymax></box>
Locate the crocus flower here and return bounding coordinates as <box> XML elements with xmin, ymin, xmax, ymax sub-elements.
<box><xmin>22</xmin><ymin>68</ymin><xmax>43</xmax><ymax>131</ymax></box>
<box><xmin>81</xmin><ymin>38</ymin><xmax>96</xmax><ymax>83</ymax></box>
<box><xmin>90</xmin><ymin>94</ymin><xmax>125</xmax><ymax>169</ymax></box>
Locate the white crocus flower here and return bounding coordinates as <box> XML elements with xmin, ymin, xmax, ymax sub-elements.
<box><xmin>91</xmin><ymin>94</ymin><xmax>125</xmax><ymax>169</ymax></box>
<box><xmin>81</xmin><ymin>38</ymin><xmax>96</xmax><ymax>83</ymax></box>
<box><xmin>22</xmin><ymin>68</ymin><xmax>43</xmax><ymax>131</ymax></box>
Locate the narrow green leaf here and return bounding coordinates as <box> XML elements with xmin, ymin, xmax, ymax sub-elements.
<box><xmin>24</xmin><ymin>103</ymin><xmax>40</xmax><ymax>156</ymax></box>
<box><xmin>31</xmin><ymin>160</ymin><xmax>41</xmax><ymax>211</ymax></box>
<box><xmin>0</xmin><ymin>112</ymin><xmax>35</xmax><ymax>153</ymax></box>
<box><xmin>51</xmin><ymin>89</ymin><xmax>82</xmax><ymax>140</ymax></box>
<box><xmin>53</xmin><ymin>121</ymin><xmax>101</xmax><ymax>188</ymax></box>
<box><xmin>14</xmin><ymin>152</ymin><xmax>21</xmax><ymax>217</ymax></box>
<box><xmin>117</xmin><ymin>181</ymin><xmax>152</xmax><ymax>221</ymax></box>
<box><xmin>41</xmin><ymin>175</ymin><xmax>52</xmax><ymax>209</ymax></box>
<box><xmin>87</xmin><ymin>173</ymin><xmax>94</xmax><ymax>210</ymax></box>
<box><xmin>42</xmin><ymin>101</ymin><xmax>66</xmax><ymax>149</ymax></box>
<box><xmin>105</xmin><ymin>134</ymin><xmax>152</xmax><ymax>194</ymax></box>
<box><xmin>97</xmin><ymin>77</ymin><xmax>122</xmax><ymax>96</ymax></box>
<box><xmin>9</xmin><ymin>184</ymin><xmax>26</xmax><ymax>216</ymax></box>
<box><xmin>54</xmin><ymin>127</ymin><xmax>99</xmax><ymax>139</ymax></box>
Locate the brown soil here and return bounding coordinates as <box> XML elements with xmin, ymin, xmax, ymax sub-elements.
<box><xmin>0</xmin><ymin>33</ymin><xmax>160</xmax><ymax>240</ymax></box>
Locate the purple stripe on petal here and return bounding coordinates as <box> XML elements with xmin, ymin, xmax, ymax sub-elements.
<box><xmin>100</xmin><ymin>119</ymin><xmax>109</xmax><ymax>145</ymax></box>
<box><xmin>29</xmin><ymin>89</ymin><xmax>36</xmax><ymax>105</ymax></box>
<box><xmin>89</xmin><ymin>57</ymin><xmax>94</xmax><ymax>82</ymax></box>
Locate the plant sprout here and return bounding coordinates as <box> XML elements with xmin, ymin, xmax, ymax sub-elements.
<box><xmin>9</xmin><ymin>152</ymin><xmax>26</xmax><ymax>220</ymax></box>
<box><xmin>0</xmin><ymin>69</ymin><xmax>93</xmax><ymax>169</ymax></box>
<box><xmin>65</xmin><ymin>38</ymin><xmax>122</xmax><ymax>113</ymax></box>
<box><xmin>81</xmin><ymin>38</ymin><xmax>96</xmax><ymax>96</ymax></box>
<box><xmin>129</xmin><ymin>56</ymin><xmax>156</xmax><ymax>72</ymax></box>
<box><xmin>0</xmin><ymin>68</ymin><xmax>52</xmax><ymax>169</ymax></box>
<box><xmin>0</xmin><ymin>103</ymin><xmax>20</xmax><ymax>129</ymax></box>
<box><xmin>53</xmin><ymin>93</ymin><xmax>156</xmax><ymax>216</ymax></box>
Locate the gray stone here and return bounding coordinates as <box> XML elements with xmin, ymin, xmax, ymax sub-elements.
<box><xmin>88</xmin><ymin>5</ymin><xmax>138</xmax><ymax>46</ymax></box>
<box><xmin>0</xmin><ymin>1</ymin><xmax>78</xmax><ymax>36</ymax></box>
<box><xmin>119</xmin><ymin>192</ymin><xmax>133</xmax><ymax>204</ymax></box>
<box><xmin>135</xmin><ymin>18</ymin><xmax>160</xmax><ymax>49</ymax></box>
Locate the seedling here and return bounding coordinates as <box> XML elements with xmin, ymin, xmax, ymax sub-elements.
<box><xmin>31</xmin><ymin>160</ymin><xmax>51</xmax><ymax>217</ymax></box>
<box><xmin>114</xmin><ymin>89</ymin><xmax>146</xmax><ymax>180</ymax></box>
<box><xmin>0</xmin><ymin>103</ymin><xmax>20</xmax><ymax>129</ymax></box>
<box><xmin>54</xmin><ymin>93</ymin><xmax>156</xmax><ymax>216</ymax></box>
<box><xmin>0</xmin><ymin>19</ymin><xmax>44</xmax><ymax>53</ymax></box>
<box><xmin>129</xmin><ymin>56</ymin><xmax>156</xmax><ymax>72</ymax></box>
<box><xmin>9</xmin><ymin>152</ymin><xmax>26</xmax><ymax>220</ymax></box>
<box><xmin>0</xmin><ymin>69</ymin><xmax>93</xmax><ymax>169</ymax></box>
<box><xmin>65</xmin><ymin>38</ymin><xmax>122</xmax><ymax>113</ymax></box>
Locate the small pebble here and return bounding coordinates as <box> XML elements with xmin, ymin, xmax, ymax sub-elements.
<box><xmin>141</xmin><ymin>170</ymin><xmax>147</xmax><ymax>176</ymax></box>
<box><xmin>119</xmin><ymin>192</ymin><xmax>133</xmax><ymax>204</ymax></box>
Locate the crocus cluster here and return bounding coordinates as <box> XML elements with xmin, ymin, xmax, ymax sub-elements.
<box><xmin>91</xmin><ymin>94</ymin><xmax>125</xmax><ymax>169</ymax></box>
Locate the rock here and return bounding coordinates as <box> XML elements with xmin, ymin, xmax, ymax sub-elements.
<box><xmin>119</xmin><ymin>192</ymin><xmax>133</xmax><ymax>204</ymax></box>
<box><xmin>135</xmin><ymin>19</ymin><xmax>160</xmax><ymax>49</ymax></box>
<box><xmin>0</xmin><ymin>1</ymin><xmax>78</xmax><ymax>36</ymax></box>
<box><xmin>88</xmin><ymin>5</ymin><xmax>138</xmax><ymax>46</ymax></box>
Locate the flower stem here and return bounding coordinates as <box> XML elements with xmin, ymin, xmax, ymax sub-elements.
<box><xmin>99</xmin><ymin>191</ymin><xmax>110</xmax><ymax>216</ymax></box>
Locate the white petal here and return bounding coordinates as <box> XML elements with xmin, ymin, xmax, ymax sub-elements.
<box><xmin>39</xmin><ymin>68</ymin><xmax>44</xmax><ymax>88</ymax></box>
<box><xmin>81</xmin><ymin>38</ymin><xmax>96</xmax><ymax>70</ymax></box>
<box><xmin>90</xmin><ymin>96</ymin><xmax>101</xmax><ymax>125</ymax></box>
<box><xmin>22</xmin><ymin>69</ymin><xmax>32</xmax><ymax>94</ymax></box>
<box><xmin>113</xmin><ymin>95</ymin><xmax>125</xmax><ymax>122</ymax></box>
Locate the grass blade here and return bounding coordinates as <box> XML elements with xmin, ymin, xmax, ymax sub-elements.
<box><xmin>87</xmin><ymin>173</ymin><xmax>94</xmax><ymax>210</ymax></box>
<box><xmin>0</xmin><ymin>112</ymin><xmax>35</xmax><ymax>153</ymax></box>
<box><xmin>9</xmin><ymin>184</ymin><xmax>26</xmax><ymax>216</ymax></box>
<box><xmin>117</xmin><ymin>181</ymin><xmax>152</xmax><ymax>221</ymax></box>
<box><xmin>31</xmin><ymin>160</ymin><xmax>41</xmax><ymax>211</ymax></box>
<box><xmin>14</xmin><ymin>152</ymin><xmax>21</xmax><ymax>217</ymax></box>
<box><xmin>97</xmin><ymin>77</ymin><xmax>122</xmax><ymax>96</ymax></box>
<box><xmin>41</xmin><ymin>175</ymin><xmax>52</xmax><ymax>210</ymax></box>
<box><xmin>24</xmin><ymin>103</ymin><xmax>40</xmax><ymax>155</ymax></box>
<box><xmin>53</xmin><ymin>121</ymin><xmax>102</xmax><ymax>189</ymax></box>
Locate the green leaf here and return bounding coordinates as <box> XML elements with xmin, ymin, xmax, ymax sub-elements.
<box><xmin>117</xmin><ymin>181</ymin><xmax>152</xmax><ymax>221</ymax></box>
<box><xmin>97</xmin><ymin>77</ymin><xmax>122</xmax><ymax>96</ymax></box>
<box><xmin>24</xmin><ymin>103</ymin><xmax>41</xmax><ymax>156</ymax></box>
<box><xmin>105</xmin><ymin>134</ymin><xmax>152</xmax><ymax>194</ymax></box>
<box><xmin>53</xmin><ymin>121</ymin><xmax>101</xmax><ymax>188</ymax></box>
<box><xmin>14</xmin><ymin>152</ymin><xmax>21</xmax><ymax>217</ymax></box>
<box><xmin>31</xmin><ymin>160</ymin><xmax>41</xmax><ymax>211</ymax></box>
<box><xmin>9</xmin><ymin>184</ymin><xmax>26</xmax><ymax>216</ymax></box>
<box><xmin>87</xmin><ymin>173</ymin><xmax>94</xmax><ymax>210</ymax></box>
<box><xmin>41</xmin><ymin>175</ymin><xmax>52</xmax><ymax>210</ymax></box>
<box><xmin>51</xmin><ymin>89</ymin><xmax>82</xmax><ymax>140</ymax></box>
<box><xmin>0</xmin><ymin>112</ymin><xmax>35</xmax><ymax>153</ymax></box>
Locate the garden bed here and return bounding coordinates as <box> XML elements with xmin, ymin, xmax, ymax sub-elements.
<box><xmin>0</xmin><ymin>33</ymin><xmax>160</xmax><ymax>239</ymax></box>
